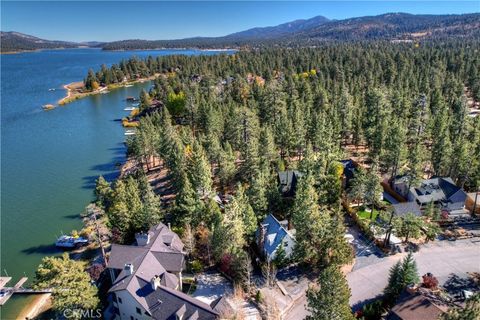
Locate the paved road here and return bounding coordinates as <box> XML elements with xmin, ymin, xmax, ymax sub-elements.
<box><xmin>348</xmin><ymin>239</ymin><xmax>480</xmax><ymax>309</ymax></box>
<box><xmin>285</xmin><ymin>239</ymin><xmax>480</xmax><ymax>318</ymax></box>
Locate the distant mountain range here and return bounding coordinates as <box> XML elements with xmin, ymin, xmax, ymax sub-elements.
<box><xmin>2</xmin><ymin>12</ymin><xmax>479</xmax><ymax>52</ymax></box>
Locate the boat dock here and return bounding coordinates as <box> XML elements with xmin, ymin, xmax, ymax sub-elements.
<box><xmin>0</xmin><ymin>277</ymin><xmax>52</xmax><ymax>306</ymax></box>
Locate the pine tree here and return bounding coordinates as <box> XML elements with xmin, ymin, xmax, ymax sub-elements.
<box><xmin>306</xmin><ymin>265</ymin><xmax>355</xmax><ymax>320</ymax></box>
<box><xmin>393</xmin><ymin>213</ymin><xmax>424</xmax><ymax>243</ymax></box>
<box><xmin>401</xmin><ymin>251</ymin><xmax>420</xmax><ymax>285</ymax></box>
<box><xmin>384</xmin><ymin>261</ymin><xmax>403</xmax><ymax>303</ymax></box>
<box><xmin>384</xmin><ymin>252</ymin><xmax>419</xmax><ymax>304</ymax></box>
<box><xmin>348</xmin><ymin>168</ymin><xmax>367</xmax><ymax>205</ymax></box>
<box><xmin>33</xmin><ymin>253</ymin><xmax>99</xmax><ymax>319</ymax></box>
<box><xmin>94</xmin><ymin>175</ymin><xmax>112</xmax><ymax>210</ymax></box>
<box><xmin>233</xmin><ymin>183</ymin><xmax>257</xmax><ymax>240</ymax></box>
<box><xmin>139</xmin><ymin>89</ymin><xmax>152</xmax><ymax>112</ymax></box>
<box><xmin>291</xmin><ymin>174</ymin><xmax>329</xmax><ymax>264</ymax></box>
<box><xmin>188</xmin><ymin>140</ymin><xmax>213</xmax><ymax>197</ymax></box>
<box><xmin>217</xmin><ymin>142</ymin><xmax>236</xmax><ymax>189</ymax></box>
<box><xmin>84</xmin><ymin>69</ymin><xmax>99</xmax><ymax>91</ymax></box>
<box><xmin>431</xmin><ymin>105</ymin><xmax>452</xmax><ymax>176</ymax></box>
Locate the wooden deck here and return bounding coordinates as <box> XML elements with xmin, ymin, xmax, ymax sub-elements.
<box><xmin>0</xmin><ymin>277</ymin><xmax>52</xmax><ymax>306</ymax></box>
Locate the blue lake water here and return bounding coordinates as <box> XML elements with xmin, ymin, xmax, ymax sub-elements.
<box><xmin>0</xmin><ymin>48</ymin><xmax>228</xmax><ymax>317</ymax></box>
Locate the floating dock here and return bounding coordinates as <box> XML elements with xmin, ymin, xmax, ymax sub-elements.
<box><xmin>0</xmin><ymin>277</ymin><xmax>52</xmax><ymax>306</ymax></box>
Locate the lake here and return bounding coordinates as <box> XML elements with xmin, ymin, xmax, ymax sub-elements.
<box><xmin>0</xmin><ymin>48</ymin><xmax>229</xmax><ymax>317</ymax></box>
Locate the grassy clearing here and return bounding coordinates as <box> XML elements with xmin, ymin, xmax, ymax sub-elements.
<box><xmin>357</xmin><ymin>208</ymin><xmax>379</xmax><ymax>221</ymax></box>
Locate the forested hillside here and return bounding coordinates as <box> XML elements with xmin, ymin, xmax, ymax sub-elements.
<box><xmin>101</xmin><ymin>13</ymin><xmax>480</xmax><ymax>50</ymax></box>
<box><xmin>90</xmin><ymin>40</ymin><xmax>480</xmax><ymax>283</ymax></box>
<box><xmin>0</xmin><ymin>31</ymin><xmax>81</xmax><ymax>52</ymax></box>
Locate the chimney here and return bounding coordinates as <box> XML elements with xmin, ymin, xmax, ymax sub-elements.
<box><xmin>406</xmin><ymin>283</ymin><xmax>418</xmax><ymax>295</ymax></box>
<box><xmin>124</xmin><ymin>263</ymin><xmax>134</xmax><ymax>275</ymax></box>
<box><xmin>135</xmin><ymin>232</ymin><xmax>150</xmax><ymax>246</ymax></box>
<box><xmin>151</xmin><ymin>275</ymin><xmax>161</xmax><ymax>291</ymax></box>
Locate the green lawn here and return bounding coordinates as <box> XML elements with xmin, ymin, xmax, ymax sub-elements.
<box><xmin>357</xmin><ymin>208</ymin><xmax>379</xmax><ymax>221</ymax></box>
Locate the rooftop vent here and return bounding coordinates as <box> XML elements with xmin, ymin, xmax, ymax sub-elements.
<box><xmin>151</xmin><ymin>275</ymin><xmax>161</xmax><ymax>291</ymax></box>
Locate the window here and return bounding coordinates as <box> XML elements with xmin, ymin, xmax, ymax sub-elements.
<box><xmin>136</xmin><ymin>307</ymin><xmax>141</xmax><ymax>315</ymax></box>
<box><xmin>118</xmin><ymin>297</ymin><xmax>122</xmax><ymax>304</ymax></box>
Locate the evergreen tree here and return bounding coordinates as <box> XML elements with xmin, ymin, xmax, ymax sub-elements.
<box><xmin>188</xmin><ymin>140</ymin><xmax>213</xmax><ymax>197</ymax></box>
<box><xmin>384</xmin><ymin>252</ymin><xmax>420</xmax><ymax>304</ymax></box>
<box><xmin>94</xmin><ymin>175</ymin><xmax>112</xmax><ymax>210</ymax></box>
<box><xmin>306</xmin><ymin>265</ymin><xmax>355</xmax><ymax>320</ymax></box>
<box><xmin>393</xmin><ymin>213</ymin><xmax>424</xmax><ymax>243</ymax></box>
<box><xmin>33</xmin><ymin>253</ymin><xmax>99</xmax><ymax>319</ymax></box>
<box><xmin>217</xmin><ymin>142</ymin><xmax>236</xmax><ymax>189</ymax></box>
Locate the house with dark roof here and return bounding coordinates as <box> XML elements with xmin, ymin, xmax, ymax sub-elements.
<box><xmin>391</xmin><ymin>202</ymin><xmax>422</xmax><ymax>217</ymax></box>
<box><xmin>256</xmin><ymin>214</ymin><xmax>295</xmax><ymax>261</ymax></box>
<box><xmin>407</xmin><ymin>177</ymin><xmax>467</xmax><ymax>215</ymax></box>
<box><xmin>387</xmin><ymin>288</ymin><xmax>449</xmax><ymax>320</ymax></box>
<box><xmin>105</xmin><ymin>223</ymin><xmax>218</xmax><ymax>320</ymax></box>
<box><xmin>277</xmin><ymin>170</ymin><xmax>303</xmax><ymax>197</ymax></box>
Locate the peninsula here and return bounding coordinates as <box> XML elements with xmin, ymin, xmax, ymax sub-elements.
<box><xmin>58</xmin><ymin>73</ymin><xmax>161</xmax><ymax>105</ymax></box>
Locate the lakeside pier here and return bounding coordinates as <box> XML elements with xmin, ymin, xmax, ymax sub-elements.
<box><xmin>0</xmin><ymin>277</ymin><xmax>52</xmax><ymax>306</ymax></box>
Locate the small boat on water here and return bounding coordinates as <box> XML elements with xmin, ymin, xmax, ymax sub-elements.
<box><xmin>126</xmin><ymin>96</ymin><xmax>138</xmax><ymax>102</ymax></box>
<box><xmin>125</xmin><ymin>84</ymin><xmax>133</xmax><ymax>87</ymax></box>
<box><xmin>131</xmin><ymin>102</ymin><xmax>140</xmax><ymax>107</ymax></box>
<box><xmin>100</xmin><ymin>90</ymin><xmax>110</xmax><ymax>94</ymax></box>
<box><xmin>42</xmin><ymin>104</ymin><xmax>55</xmax><ymax>111</ymax></box>
<box><xmin>124</xmin><ymin>107</ymin><xmax>136</xmax><ymax>111</ymax></box>
<box><xmin>124</xmin><ymin>130</ymin><xmax>136</xmax><ymax>136</ymax></box>
<box><xmin>48</xmin><ymin>88</ymin><xmax>56</xmax><ymax>91</ymax></box>
<box><xmin>55</xmin><ymin>235</ymin><xmax>89</xmax><ymax>248</ymax></box>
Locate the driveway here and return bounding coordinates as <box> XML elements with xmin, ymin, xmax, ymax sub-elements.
<box><xmin>348</xmin><ymin>239</ymin><xmax>480</xmax><ymax>310</ymax></box>
<box><xmin>192</xmin><ymin>272</ymin><xmax>260</xmax><ymax>319</ymax></box>
<box><xmin>346</xmin><ymin>221</ymin><xmax>385</xmax><ymax>270</ymax></box>
<box><xmin>192</xmin><ymin>272</ymin><xmax>233</xmax><ymax>304</ymax></box>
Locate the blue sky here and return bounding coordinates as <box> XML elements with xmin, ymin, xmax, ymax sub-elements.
<box><xmin>1</xmin><ymin>1</ymin><xmax>479</xmax><ymax>42</ymax></box>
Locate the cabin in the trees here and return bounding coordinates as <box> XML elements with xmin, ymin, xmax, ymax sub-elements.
<box><xmin>277</xmin><ymin>170</ymin><xmax>304</xmax><ymax>198</ymax></box>
<box><xmin>104</xmin><ymin>223</ymin><xmax>219</xmax><ymax>320</ymax></box>
<box><xmin>256</xmin><ymin>214</ymin><xmax>295</xmax><ymax>261</ymax></box>
<box><xmin>339</xmin><ymin>159</ymin><xmax>358</xmax><ymax>189</ymax></box>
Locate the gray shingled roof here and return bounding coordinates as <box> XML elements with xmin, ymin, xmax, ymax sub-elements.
<box><xmin>388</xmin><ymin>290</ymin><xmax>448</xmax><ymax>320</ymax></box>
<box><xmin>210</xmin><ymin>296</ymin><xmax>235</xmax><ymax>318</ymax></box>
<box><xmin>107</xmin><ymin>223</ymin><xmax>211</xmax><ymax>319</ymax></box>
<box><xmin>392</xmin><ymin>202</ymin><xmax>422</xmax><ymax>217</ymax></box>
<box><xmin>142</xmin><ymin>285</ymin><xmax>218</xmax><ymax>320</ymax></box>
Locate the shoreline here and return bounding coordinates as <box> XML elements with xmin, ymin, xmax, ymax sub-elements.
<box><xmin>57</xmin><ymin>73</ymin><xmax>160</xmax><ymax>106</ymax></box>
<box><xmin>15</xmin><ymin>293</ymin><xmax>52</xmax><ymax>320</ymax></box>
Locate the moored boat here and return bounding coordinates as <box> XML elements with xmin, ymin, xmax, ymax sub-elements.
<box><xmin>55</xmin><ymin>235</ymin><xmax>88</xmax><ymax>248</ymax></box>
